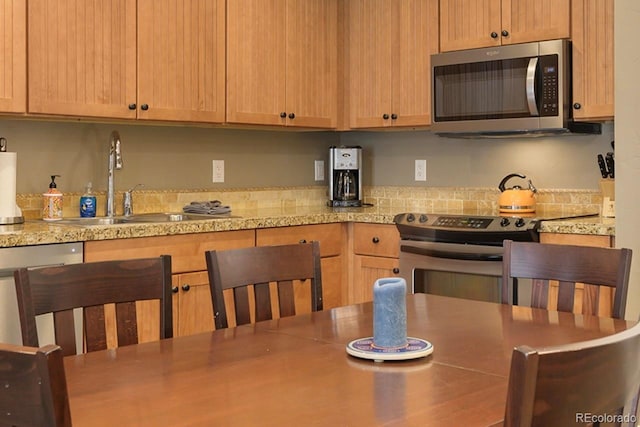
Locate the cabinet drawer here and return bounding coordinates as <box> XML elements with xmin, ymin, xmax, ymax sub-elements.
<box><xmin>85</xmin><ymin>230</ymin><xmax>255</xmax><ymax>273</ymax></box>
<box><xmin>256</xmin><ymin>223</ymin><xmax>343</xmax><ymax>257</ymax></box>
<box><xmin>353</xmin><ymin>223</ymin><xmax>399</xmax><ymax>258</ymax></box>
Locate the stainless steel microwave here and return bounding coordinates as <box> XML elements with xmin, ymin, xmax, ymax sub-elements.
<box><xmin>431</xmin><ymin>39</ymin><xmax>599</xmax><ymax>137</ymax></box>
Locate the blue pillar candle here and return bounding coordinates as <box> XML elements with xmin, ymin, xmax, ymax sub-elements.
<box><xmin>373</xmin><ymin>277</ymin><xmax>407</xmax><ymax>349</ymax></box>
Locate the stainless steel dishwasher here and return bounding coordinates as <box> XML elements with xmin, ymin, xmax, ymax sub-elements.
<box><xmin>0</xmin><ymin>242</ymin><xmax>83</xmax><ymax>348</ymax></box>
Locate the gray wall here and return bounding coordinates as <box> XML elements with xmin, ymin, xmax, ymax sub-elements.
<box><xmin>341</xmin><ymin>124</ymin><xmax>614</xmax><ymax>189</ymax></box>
<box><xmin>615</xmin><ymin>0</ymin><xmax>640</xmax><ymax>320</ymax></box>
<box><xmin>0</xmin><ymin>119</ymin><xmax>338</xmax><ymax>193</ymax></box>
<box><xmin>1</xmin><ymin>118</ymin><xmax>613</xmax><ymax>195</ymax></box>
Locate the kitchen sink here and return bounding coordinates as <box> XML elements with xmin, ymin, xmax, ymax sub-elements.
<box><xmin>48</xmin><ymin>212</ymin><xmax>237</xmax><ymax>226</ymax></box>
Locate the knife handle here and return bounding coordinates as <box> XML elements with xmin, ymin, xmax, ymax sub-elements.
<box><xmin>605</xmin><ymin>152</ymin><xmax>615</xmax><ymax>178</ymax></box>
<box><xmin>597</xmin><ymin>154</ymin><xmax>609</xmax><ymax>178</ymax></box>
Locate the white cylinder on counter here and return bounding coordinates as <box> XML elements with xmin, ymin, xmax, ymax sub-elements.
<box><xmin>0</xmin><ymin>151</ymin><xmax>21</xmax><ymax>219</ymax></box>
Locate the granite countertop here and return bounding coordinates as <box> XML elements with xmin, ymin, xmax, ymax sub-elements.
<box><xmin>0</xmin><ymin>206</ymin><xmax>614</xmax><ymax>248</ymax></box>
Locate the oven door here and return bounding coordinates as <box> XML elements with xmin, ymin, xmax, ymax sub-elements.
<box><xmin>398</xmin><ymin>240</ymin><xmax>504</xmax><ymax>303</ymax></box>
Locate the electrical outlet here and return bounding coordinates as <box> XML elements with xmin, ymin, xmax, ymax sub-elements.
<box><xmin>212</xmin><ymin>160</ymin><xmax>224</xmax><ymax>183</ymax></box>
<box><xmin>415</xmin><ymin>159</ymin><xmax>427</xmax><ymax>181</ymax></box>
<box><xmin>314</xmin><ymin>160</ymin><xmax>325</xmax><ymax>181</ymax></box>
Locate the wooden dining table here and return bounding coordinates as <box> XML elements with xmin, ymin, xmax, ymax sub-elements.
<box><xmin>64</xmin><ymin>294</ymin><xmax>634</xmax><ymax>426</ymax></box>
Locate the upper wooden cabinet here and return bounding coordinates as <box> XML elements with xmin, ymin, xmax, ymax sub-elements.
<box><xmin>571</xmin><ymin>0</ymin><xmax>614</xmax><ymax>121</ymax></box>
<box><xmin>439</xmin><ymin>0</ymin><xmax>571</xmax><ymax>52</ymax></box>
<box><xmin>347</xmin><ymin>0</ymin><xmax>438</xmax><ymax>129</ymax></box>
<box><xmin>0</xmin><ymin>0</ymin><xmax>26</xmax><ymax>113</ymax></box>
<box><xmin>227</xmin><ymin>0</ymin><xmax>338</xmax><ymax>128</ymax></box>
<box><xmin>27</xmin><ymin>0</ymin><xmax>225</xmax><ymax>123</ymax></box>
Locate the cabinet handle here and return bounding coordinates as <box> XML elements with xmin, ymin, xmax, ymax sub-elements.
<box><xmin>280</xmin><ymin>112</ymin><xmax>287</xmax><ymax>118</ymax></box>
<box><xmin>491</xmin><ymin>32</ymin><xmax>498</xmax><ymax>39</ymax></box>
<box><xmin>182</xmin><ymin>284</ymin><xmax>190</xmax><ymax>291</ymax></box>
<box><xmin>573</xmin><ymin>103</ymin><xmax>582</xmax><ymax>110</ymax></box>
<box><xmin>372</xmin><ymin>237</ymin><xmax>380</xmax><ymax>244</ymax></box>
<box><xmin>501</xmin><ymin>30</ymin><xmax>509</xmax><ymax>37</ymax></box>
<box><xmin>140</xmin><ymin>104</ymin><xmax>149</xmax><ymax>111</ymax></box>
<box><xmin>382</xmin><ymin>114</ymin><xmax>389</xmax><ymax>120</ymax></box>
<box><xmin>128</xmin><ymin>103</ymin><xmax>136</xmax><ymax>110</ymax></box>
<box><xmin>172</xmin><ymin>286</ymin><xmax>179</xmax><ymax>293</ymax></box>
<box><xmin>299</xmin><ymin>239</ymin><xmax>307</xmax><ymax>244</ymax></box>
<box><xmin>391</xmin><ymin>114</ymin><xmax>398</xmax><ymax>120</ymax></box>
<box><xmin>393</xmin><ymin>268</ymin><xmax>400</xmax><ymax>274</ymax></box>
<box><xmin>288</xmin><ymin>113</ymin><xmax>295</xmax><ymax>119</ymax></box>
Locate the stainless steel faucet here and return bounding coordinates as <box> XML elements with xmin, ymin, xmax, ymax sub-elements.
<box><xmin>106</xmin><ymin>131</ymin><xmax>123</xmax><ymax>217</ymax></box>
<box><xmin>123</xmin><ymin>184</ymin><xmax>144</xmax><ymax>217</ymax></box>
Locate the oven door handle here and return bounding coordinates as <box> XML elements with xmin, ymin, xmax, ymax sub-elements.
<box><xmin>400</xmin><ymin>244</ymin><xmax>503</xmax><ymax>262</ymax></box>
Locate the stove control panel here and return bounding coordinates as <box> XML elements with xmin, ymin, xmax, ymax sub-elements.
<box><xmin>393</xmin><ymin>213</ymin><xmax>540</xmax><ymax>233</ymax></box>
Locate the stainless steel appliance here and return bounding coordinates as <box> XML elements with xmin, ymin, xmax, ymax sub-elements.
<box><xmin>431</xmin><ymin>39</ymin><xmax>600</xmax><ymax>137</ymax></box>
<box><xmin>394</xmin><ymin>212</ymin><xmax>595</xmax><ymax>304</ymax></box>
<box><xmin>0</xmin><ymin>242</ymin><xmax>83</xmax><ymax>350</ymax></box>
<box><xmin>328</xmin><ymin>146</ymin><xmax>363</xmax><ymax>207</ymax></box>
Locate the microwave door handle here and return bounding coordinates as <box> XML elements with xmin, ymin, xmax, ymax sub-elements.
<box><xmin>526</xmin><ymin>57</ymin><xmax>539</xmax><ymax>116</ymax></box>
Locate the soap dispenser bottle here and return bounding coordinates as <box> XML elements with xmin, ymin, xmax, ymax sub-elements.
<box><xmin>43</xmin><ymin>175</ymin><xmax>63</xmax><ymax>221</ymax></box>
<box><xmin>80</xmin><ymin>182</ymin><xmax>97</xmax><ymax>217</ymax></box>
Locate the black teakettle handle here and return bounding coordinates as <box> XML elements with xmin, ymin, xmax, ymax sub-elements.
<box><xmin>498</xmin><ymin>173</ymin><xmax>526</xmax><ymax>192</ymax></box>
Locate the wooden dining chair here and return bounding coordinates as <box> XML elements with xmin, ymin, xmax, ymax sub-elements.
<box><xmin>205</xmin><ymin>241</ymin><xmax>323</xmax><ymax>329</ymax></box>
<box><xmin>0</xmin><ymin>343</ymin><xmax>72</xmax><ymax>427</ymax></box>
<box><xmin>503</xmin><ymin>321</ymin><xmax>640</xmax><ymax>427</ymax></box>
<box><xmin>14</xmin><ymin>255</ymin><xmax>173</xmax><ymax>357</ymax></box>
<box><xmin>502</xmin><ymin>240</ymin><xmax>632</xmax><ymax>318</ymax></box>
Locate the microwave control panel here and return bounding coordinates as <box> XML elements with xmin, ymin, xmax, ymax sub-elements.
<box><xmin>540</xmin><ymin>55</ymin><xmax>559</xmax><ymax>116</ymax></box>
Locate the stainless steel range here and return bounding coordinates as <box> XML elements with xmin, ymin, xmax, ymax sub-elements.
<box><xmin>394</xmin><ymin>211</ymin><xmax>594</xmax><ymax>303</ymax></box>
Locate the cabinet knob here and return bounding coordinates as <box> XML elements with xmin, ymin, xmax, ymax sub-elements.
<box><xmin>299</xmin><ymin>239</ymin><xmax>307</xmax><ymax>244</ymax></box>
<box><xmin>491</xmin><ymin>32</ymin><xmax>498</xmax><ymax>39</ymax></box>
<box><xmin>393</xmin><ymin>268</ymin><xmax>400</xmax><ymax>274</ymax></box>
<box><xmin>172</xmin><ymin>286</ymin><xmax>179</xmax><ymax>293</ymax></box>
<box><xmin>573</xmin><ymin>103</ymin><xmax>582</xmax><ymax>110</ymax></box>
<box><xmin>372</xmin><ymin>237</ymin><xmax>380</xmax><ymax>244</ymax></box>
<box><xmin>288</xmin><ymin>112</ymin><xmax>295</xmax><ymax>119</ymax></box>
<box><xmin>382</xmin><ymin>114</ymin><xmax>389</xmax><ymax>120</ymax></box>
<box><xmin>182</xmin><ymin>284</ymin><xmax>191</xmax><ymax>291</ymax></box>
<box><xmin>501</xmin><ymin>30</ymin><xmax>509</xmax><ymax>37</ymax></box>
<box><xmin>141</xmin><ymin>104</ymin><xmax>149</xmax><ymax>111</ymax></box>
<box><xmin>391</xmin><ymin>114</ymin><xmax>398</xmax><ymax>120</ymax></box>
<box><xmin>280</xmin><ymin>112</ymin><xmax>287</xmax><ymax>118</ymax></box>
<box><xmin>128</xmin><ymin>103</ymin><xmax>136</xmax><ymax>110</ymax></box>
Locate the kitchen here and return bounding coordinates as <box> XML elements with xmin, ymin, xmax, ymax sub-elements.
<box><xmin>0</xmin><ymin>0</ymin><xmax>637</xmax><ymax>322</ymax></box>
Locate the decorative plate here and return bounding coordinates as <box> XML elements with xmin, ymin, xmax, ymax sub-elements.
<box><xmin>346</xmin><ymin>337</ymin><xmax>433</xmax><ymax>362</ymax></box>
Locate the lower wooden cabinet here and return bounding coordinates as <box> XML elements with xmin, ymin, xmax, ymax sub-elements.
<box><xmin>256</xmin><ymin>223</ymin><xmax>346</xmax><ymax>309</ymax></box>
<box><xmin>539</xmin><ymin>232</ymin><xmax>614</xmax><ymax>317</ymax></box>
<box><xmin>85</xmin><ymin>230</ymin><xmax>255</xmax><ymax>338</ymax></box>
<box><xmin>349</xmin><ymin>223</ymin><xmax>400</xmax><ymax>304</ymax></box>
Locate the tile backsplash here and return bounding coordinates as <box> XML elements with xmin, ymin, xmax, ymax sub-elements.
<box><xmin>17</xmin><ymin>185</ymin><xmax>603</xmax><ymax>220</ymax></box>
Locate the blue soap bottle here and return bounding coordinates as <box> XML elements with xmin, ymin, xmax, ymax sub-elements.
<box><xmin>80</xmin><ymin>182</ymin><xmax>97</xmax><ymax>217</ymax></box>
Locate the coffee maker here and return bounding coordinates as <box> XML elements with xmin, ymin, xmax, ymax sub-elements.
<box><xmin>328</xmin><ymin>146</ymin><xmax>362</xmax><ymax>207</ymax></box>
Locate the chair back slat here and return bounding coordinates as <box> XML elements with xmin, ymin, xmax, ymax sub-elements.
<box><xmin>233</xmin><ymin>286</ymin><xmax>252</xmax><ymax>326</ymax></box>
<box><xmin>0</xmin><ymin>343</ymin><xmax>72</xmax><ymax>427</ymax></box>
<box><xmin>504</xmin><ymin>322</ymin><xmax>640</xmax><ymax>426</ymax></box>
<box><xmin>206</xmin><ymin>242</ymin><xmax>323</xmax><ymax>329</ymax></box>
<box><xmin>502</xmin><ymin>240</ymin><xmax>632</xmax><ymax>318</ymax></box>
<box><xmin>14</xmin><ymin>256</ymin><xmax>173</xmax><ymax>356</ymax></box>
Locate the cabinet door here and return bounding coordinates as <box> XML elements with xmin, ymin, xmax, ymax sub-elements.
<box><xmin>501</xmin><ymin>0</ymin><xmax>570</xmax><ymax>46</ymax></box>
<box><xmin>571</xmin><ymin>0</ymin><xmax>614</xmax><ymax>121</ymax></box>
<box><xmin>285</xmin><ymin>0</ymin><xmax>337</xmax><ymax>128</ymax></box>
<box><xmin>27</xmin><ymin>0</ymin><xmax>137</xmax><ymax>118</ymax></box>
<box><xmin>351</xmin><ymin>255</ymin><xmax>400</xmax><ymax>304</ymax></box>
<box><xmin>391</xmin><ymin>0</ymin><xmax>438</xmax><ymax>126</ymax></box>
<box><xmin>226</xmin><ymin>0</ymin><xmax>286</xmax><ymax>125</ymax></box>
<box><xmin>347</xmin><ymin>0</ymin><xmax>393</xmax><ymax>128</ymax></box>
<box><xmin>173</xmin><ymin>271</ymin><xmax>214</xmax><ymax>336</ymax></box>
<box><xmin>440</xmin><ymin>0</ymin><xmax>502</xmax><ymax>51</ymax></box>
<box><xmin>0</xmin><ymin>0</ymin><xmax>26</xmax><ymax>113</ymax></box>
<box><xmin>137</xmin><ymin>0</ymin><xmax>225</xmax><ymax>123</ymax></box>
